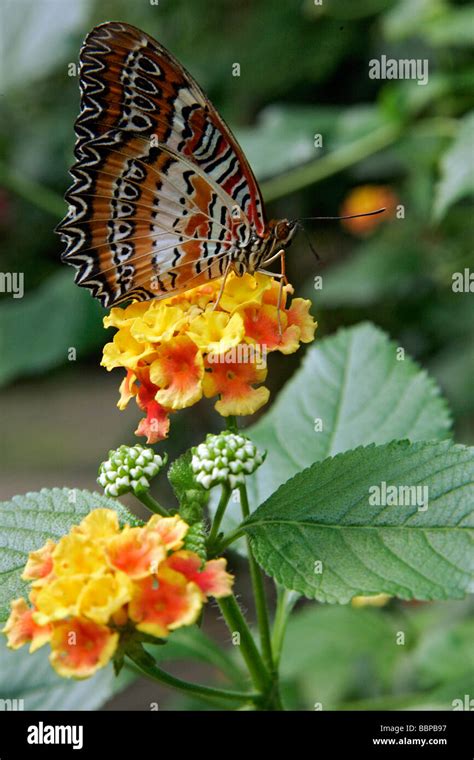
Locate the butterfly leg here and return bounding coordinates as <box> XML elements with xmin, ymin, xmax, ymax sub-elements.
<box><xmin>257</xmin><ymin>249</ymin><xmax>287</xmax><ymax>336</ymax></box>
<box><xmin>212</xmin><ymin>259</ymin><xmax>233</xmax><ymax>311</ymax></box>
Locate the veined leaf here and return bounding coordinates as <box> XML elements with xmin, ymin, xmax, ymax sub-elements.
<box><xmin>247</xmin><ymin>322</ymin><xmax>451</xmax><ymax>507</ymax></box>
<box><xmin>242</xmin><ymin>440</ymin><xmax>474</xmax><ymax>602</ymax></box>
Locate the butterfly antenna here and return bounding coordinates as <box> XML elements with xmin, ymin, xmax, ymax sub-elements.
<box><xmin>297</xmin><ymin>207</ymin><xmax>386</xmax><ymax>222</ymax></box>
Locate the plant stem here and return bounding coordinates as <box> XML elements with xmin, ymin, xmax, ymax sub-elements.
<box><xmin>222</xmin><ymin>416</ymin><xmax>282</xmax><ymax>709</ymax></box>
<box><xmin>217</xmin><ymin>594</ymin><xmax>270</xmax><ymax>695</ymax></box>
<box><xmin>238</xmin><ymin>482</ymin><xmax>274</xmax><ymax>675</ymax></box>
<box><xmin>213</xmin><ymin>526</ymin><xmax>246</xmax><ymax>554</ymax></box>
<box><xmin>207</xmin><ymin>483</ymin><xmax>231</xmax><ymax>550</ymax></box>
<box><xmin>260</xmin><ymin>123</ymin><xmax>399</xmax><ymax>202</ymax></box>
<box><xmin>135</xmin><ymin>490</ymin><xmax>170</xmax><ymax>517</ymax></box>
<box><xmin>226</xmin><ymin>414</ymin><xmax>238</xmax><ymax>433</ymax></box>
<box><xmin>271</xmin><ymin>587</ymin><xmax>298</xmax><ymax>668</ymax></box>
<box><xmin>127</xmin><ymin>648</ymin><xmax>259</xmax><ymax>707</ymax></box>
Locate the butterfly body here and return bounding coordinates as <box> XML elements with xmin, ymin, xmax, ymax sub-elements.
<box><xmin>57</xmin><ymin>22</ymin><xmax>296</xmax><ymax>307</ymax></box>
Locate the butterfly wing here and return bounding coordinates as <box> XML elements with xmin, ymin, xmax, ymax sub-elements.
<box><xmin>57</xmin><ymin>21</ymin><xmax>266</xmax><ymax>306</ymax></box>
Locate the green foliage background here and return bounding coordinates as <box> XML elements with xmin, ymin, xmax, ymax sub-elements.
<box><xmin>0</xmin><ymin>0</ymin><xmax>473</xmax><ymax>711</ymax></box>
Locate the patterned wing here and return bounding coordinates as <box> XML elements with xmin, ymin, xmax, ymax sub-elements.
<box><xmin>56</xmin><ymin>21</ymin><xmax>266</xmax><ymax>307</ymax></box>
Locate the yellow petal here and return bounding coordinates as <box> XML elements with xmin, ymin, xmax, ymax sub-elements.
<box><xmin>187</xmin><ymin>311</ymin><xmax>244</xmax><ymax>354</ymax></box>
<box><xmin>78</xmin><ymin>572</ymin><xmax>133</xmax><ymax>625</ymax></box>
<box><xmin>33</xmin><ymin>576</ymin><xmax>86</xmax><ymax>625</ymax></box>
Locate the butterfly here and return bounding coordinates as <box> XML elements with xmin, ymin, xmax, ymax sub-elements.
<box><xmin>56</xmin><ymin>21</ymin><xmax>298</xmax><ymax>308</ymax></box>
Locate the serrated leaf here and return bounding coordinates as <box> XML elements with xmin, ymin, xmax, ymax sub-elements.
<box><xmin>167</xmin><ymin>450</ymin><xmax>197</xmax><ymax>499</ymax></box>
<box><xmin>248</xmin><ymin>322</ymin><xmax>451</xmax><ymax>507</ymax></box>
<box><xmin>242</xmin><ymin>440</ymin><xmax>474</xmax><ymax>602</ymax></box>
<box><xmin>0</xmin><ymin>488</ymin><xmax>140</xmax><ymax>621</ymax></box>
<box><xmin>215</xmin><ymin>323</ymin><xmax>452</xmax><ymax>552</ymax></box>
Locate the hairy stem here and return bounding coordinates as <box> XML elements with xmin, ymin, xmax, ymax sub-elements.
<box><xmin>207</xmin><ymin>483</ymin><xmax>231</xmax><ymax>550</ymax></box>
<box><xmin>272</xmin><ymin>587</ymin><xmax>298</xmax><ymax>668</ymax></box>
<box><xmin>127</xmin><ymin>646</ymin><xmax>259</xmax><ymax>707</ymax></box>
<box><xmin>135</xmin><ymin>490</ymin><xmax>170</xmax><ymax>517</ymax></box>
<box><xmin>217</xmin><ymin>594</ymin><xmax>270</xmax><ymax>695</ymax></box>
<box><xmin>238</xmin><ymin>482</ymin><xmax>274</xmax><ymax>677</ymax></box>
<box><xmin>213</xmin><ymin>526</ymin><xmax>246</xmax><ymax>554</ymax></box>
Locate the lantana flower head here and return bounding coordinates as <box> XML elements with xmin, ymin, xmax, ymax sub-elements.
<box><xmin>97</xmin><ymin>444</ymin><xmax>166</xmax><ymax>497</ymax></box>
<box><xmin>2</xmin><ymin>509</ymin><xmax>232</xmax><ymax>679</ymax></box>
<box><xmin>191</xmin><ymin>431</ymin><xmax>266</xmax><ymax>490</ymax></box>
<box><xmin>102</xmin><ymin>273</ymin><xmax>316</xmax><ymax>443</ymax></box>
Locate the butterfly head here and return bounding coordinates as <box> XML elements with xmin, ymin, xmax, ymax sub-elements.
<box><xmin>269</xmin><ymin>219</ymin><xmax>299</xmax><ymax>250</ymax></box>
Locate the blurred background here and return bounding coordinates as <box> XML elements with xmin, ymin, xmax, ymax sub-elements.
<box><xmin>0</xmin><ymin>0</ymin><xmax>473</xmax><ymax>710</ymax></box>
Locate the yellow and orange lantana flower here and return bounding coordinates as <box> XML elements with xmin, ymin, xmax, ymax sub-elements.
<box><xmin>102</xmin><ymin>273</ymin><xmax>317</xmax><ymax>443</ymax></box>
<box><xmin>2</xmin><ymin>509</ymin><xmax>233</xmax><ymax>679</ymax></box>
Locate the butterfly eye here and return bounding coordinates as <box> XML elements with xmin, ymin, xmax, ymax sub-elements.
<box><xmin>275</xmin><ymin>221</ymin><xmax>289</xmax><ymax>240</ymax></box>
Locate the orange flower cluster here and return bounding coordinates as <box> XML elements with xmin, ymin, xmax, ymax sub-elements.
<box><xmin>102</xmin><ymin>273</ymin><xmax>316</xmax><ymax>443</ymax></box>
<box><xmin>2</xmin><ymin>510</ymin><xmax>232</xmax><ymax>678</ymax></box>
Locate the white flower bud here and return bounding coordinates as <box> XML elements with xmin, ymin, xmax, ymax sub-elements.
<box><xmin>190</xmin><ymin>431</ymin><xmax>266</xmax><ymax>490</ymax></box>
<box><xmin>97</xmin><ymin>444</ymin><xmax>167</xmax><ymax>497</ymax></box>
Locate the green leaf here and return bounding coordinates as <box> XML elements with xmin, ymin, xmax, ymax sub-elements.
<box><xmin>0</xmin><ymin>488</ymin><xmax>140</xmax><ymax>621</ymax></box>
<box><xmin>242</xmin><ymin>440</ymin><xmax>474</xmax><ymax>602</ymax></box>
<box><xmin>237</xmin><ymin>105</ymin><xmax>338</xmax><ymax>179</ymax></box>
<box><xmin>280</xmin><ymin>604</ymin><xmax>404</xmax><ymax>709</ymax></box>
<box><xmin>280</xmin><ymin>598</ymin><xmax>474</xmax><ymax>710</ymax></box>
<box><xmin>247</xmin><ymin>322</ymin><xmax>451</xmax><ymax>506</ymax></box>
<box><xmin>168</xmin><ymin>449</ymin><xmax>209</xmax><ymax>523</ymax></box>
<box><xmin>0</xmin><ymin>271</ymin><xmax>105</xmax><ymax>387</ymax></box>
<box><xmin>413</xmin><ymin>617</ymin><xmax>474</xmax><ymax>691</ymax></box>
<box><xmin>167</xmin><ymin>450</ymin><xmax>197</xmax><ymax>499</ymax></box>
<box><xmin>433</xmin><ymin>111</ymin><xmax>474</xmax><ymax>220</ymax></box>
<box><xmin>0</xmin><ymin>637</ymin><xmax>130</xmax><ymax>711</ymax></box>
